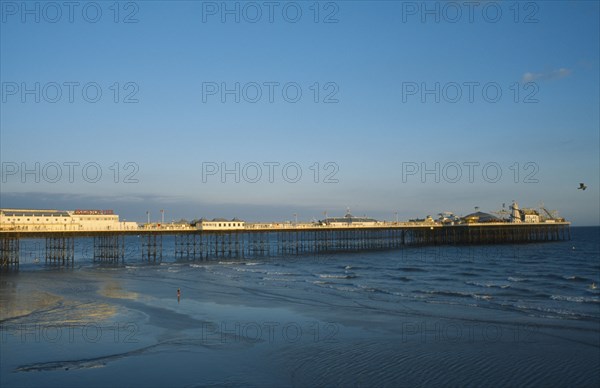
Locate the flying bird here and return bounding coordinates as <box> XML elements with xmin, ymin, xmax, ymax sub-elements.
<box><xmin>578</xmin><ymin>183</ymin><xmax>587</xmax><ymax>191</ymax></box>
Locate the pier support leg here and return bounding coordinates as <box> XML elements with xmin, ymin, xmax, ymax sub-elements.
<box><xmin>46</xmin><ymin>236</ymin><xmax>74</xmax><ymax>266</ymax></box>
<box><xmin>175</xmin><ymin>234</ymin><xmax>200</xmax><ymax>261</ymax></box>
<box><xmin>93</xmin><ymin>234</ymin><xmax>124</xmax><ymax>264</ymax></box>
<box><xmin>1</xmin><ymin>237</ymin><xmax>20</xmax><ymax>270</ymax></box>
<box><xmin>142</xmin><ymin>234</ymin><xmax>162</xmax><ymax>263</ymax></box>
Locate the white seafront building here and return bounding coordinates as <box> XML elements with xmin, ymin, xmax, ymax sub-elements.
<box><xmin>0</xmin><ymin>209</ymin><xmax>139</xmax><ymax>231</ymax></box>
<box><xmin>510</xmin><ymin>202</ymin><xmax>543</xmax><ymax>223</ymax></box>
<box><xmin>196</xmin><ymin>218</ymin><xmax>245</xmax><ymax>230</ymax></box>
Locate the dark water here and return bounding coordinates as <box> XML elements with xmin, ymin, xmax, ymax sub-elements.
<box><xmin>1</xmin><ymin>227</ymin><xmax>599</xmax><ymax>387</ymax></box>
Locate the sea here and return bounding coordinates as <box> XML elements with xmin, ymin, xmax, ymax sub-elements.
<box><xmin>1</xmin><ymin>226</ymin><xmax>599</xmax><ymax>387</ymax></box>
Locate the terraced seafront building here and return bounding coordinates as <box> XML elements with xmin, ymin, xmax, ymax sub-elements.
<box><xmin>0</xmin><ymin>209</ymin><xmax>138</xmax><ymax>231</ymax></box>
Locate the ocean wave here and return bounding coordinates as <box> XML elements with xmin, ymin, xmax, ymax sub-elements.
<box><xmin>514</xmin><ymin>303</ymin><xmax>596</xmax><ymax>320</ymax></box>
<box><xmin>311</xmin><ymin>281</ymin><xmax>356</xmax><ymax>292</ymax></box>
<box><xmin>465</xmin><ymin>281</ymin><xmax>510</xmax><ymax>289</ymax></box>
<box><xmin>550</xmin><ymin>295</ymin><xmax>600</xmax><ymax>304</ymax></box>
<box><xmin>356</xmin><ymin>284</ymin><xmax>404</xmax><ymax>296</ymax></box>
<box><xmin>318</xmin><ymin>274</ymin><xmax>357</xmax><ymax>280</ymax></box>
<box><xmin>260</xmin><ymin>277</ymin><xmax>296</xmax><ymax>282</ymax></box>
<box><xmin>562</xmin><ymin>275</ymin><xmax>590</xmax><ymax>282</ymax></box>
<box><xmin>422</xmin><ymin>290</ymin><xmax>492</xmax><ymax>301</ymax></box>
<box><xmin>542</xmin><ymin>273</ymin><xmax>591</xmax><ymax>282</ymax></box>
<box><xmin>359</xmin><ymin>286</ymin><xmax>384</xmax><ymax>294</ymax></box>
<box><xmin>232</xmin><ymin>267</ymin><xmax>264</xmax><ymax>273</ymax></box>
<box><xmin>266</xmin><ymin>271</ymin><xmax>298</xmax><ymax>276</ymax></box>
<box><xmin>508</xmin><ymin>276</ymin><xmax>526</xmax><ymax>282</ymax></box>
<box><xmin>334</xmin><ymin>286</ymin><xmax>359</xmax><ymax>292</ymax></box>
<box><xmin>341</xmin><ymin>265</ymin><xmax>372</xmax><ymax>271</ymax></box>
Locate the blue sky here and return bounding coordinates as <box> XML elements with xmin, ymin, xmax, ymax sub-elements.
<box><xmin>1</xmin><ymin>1</ymin><xmax>599</xmax><ymax>225</ymax></box>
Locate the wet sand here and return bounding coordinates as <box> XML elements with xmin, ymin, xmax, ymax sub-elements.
<box><xmin>2</xmin><ymin>252</ymin><xmax>599</xmax><ymax>387</ymax></box>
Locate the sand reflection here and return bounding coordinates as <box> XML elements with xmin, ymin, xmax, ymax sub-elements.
<box><xmin>0</xmin><ymin>278</ymin><xmax>62</xmax><ymax>321</ymax></box>
<box><xmin>99</xmin><ymin>281</ymin><xmax>139</xmax><ymax>301</ymax></box>
<box><xmin>1</xmin><ymin>278</ymin><xmax>117</xmax><ymax>324</ymax></box>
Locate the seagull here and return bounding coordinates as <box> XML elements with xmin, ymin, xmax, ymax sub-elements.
<box><xmin>578</xmin><ymin>183</ymin><xmax>587</xmax><ymax>191</ymax></box>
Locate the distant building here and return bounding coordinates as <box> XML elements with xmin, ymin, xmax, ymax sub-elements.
<box><xmin>321</xmin><ymin>211</ymin><xmax>379</xmax><ymax>227</ymax></box>
<box><xmin>510</xmin><ymin>202</ymin><xmax>541</xmax><ymax>223</ymax></box>
<box><xmin>196</xmin><ymin>218</ymin><xmax>245</xmax><ymax>230</ymax></box>
<box><xmin>463</xmin><ymin>211</ymin><xmax>502</xmax><ymax>224</ymax></box>
<box><xmin>511</xmin><ymin>202</ymin><xmax>522</xmax><ymax>223</ymax></box>
<box><xmin>0</xmin><ymin>209</ymin><xmax>138</xmax><ymax>231</ymax></box>
<box><xmin>520</xmin><ymin>208</ymin><xmax>541</xmax><ymax>223</ymax></box>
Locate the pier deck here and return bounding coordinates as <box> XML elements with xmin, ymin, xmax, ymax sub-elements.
<box><xmin>1</xmin><ymin>222</ymin><xmax>570</xmax><ymax>269</ymax></box>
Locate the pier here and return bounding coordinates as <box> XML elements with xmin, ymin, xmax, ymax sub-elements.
<box><xmin>0</xmin><ymin>222</ymin><xmax>570</xmax><ymax>270</ymax></box>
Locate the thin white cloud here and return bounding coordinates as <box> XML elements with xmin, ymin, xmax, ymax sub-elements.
<box><xmin>522</xmin><ymin>68</ymin><xmax>572</xmax><ymax>83</ymax></box>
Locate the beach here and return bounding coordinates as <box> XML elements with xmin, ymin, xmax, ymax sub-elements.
<box><xmin>1</xmin><ymin>227</ymin><xmax>599</xmax><ymax>387</ymax></box>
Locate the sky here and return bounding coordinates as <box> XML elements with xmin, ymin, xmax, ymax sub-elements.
<box><xmin>1</xmin><ymin>0</ymin><xmax>599</xmax><ymax>225</ymax></box>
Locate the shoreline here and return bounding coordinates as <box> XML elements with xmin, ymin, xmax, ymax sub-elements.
<box><xmin>2</xmin><ymin>238</ymin><xmax>599</xmax><ymax>387</ymax></box>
